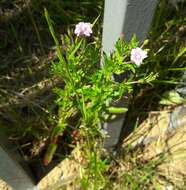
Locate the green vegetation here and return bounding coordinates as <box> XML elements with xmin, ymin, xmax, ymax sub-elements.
<box><xmin>0</xmin><ymin>0</ymin><xmax>186</xmax><ymax>189</ymax></box>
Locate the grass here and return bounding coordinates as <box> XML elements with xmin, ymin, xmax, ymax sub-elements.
<box><xmin>0</xmin><ymin>0</ymin><xmax>103</xmax><ymax>137</ymax></box>
<box><xmin>109</xmin><ymin>1</ymin><xmax>186</xmax><ymax>189</ymax></box>
<box><xmin>107</xmin><ymin>148</ymin><xmax>165</xmax><ymax>190</ymax></box>
<box><xmin>0</xmin><ymin>0</ymin><xmax>104</xmax><ymax>181</ymax></box>
<box><xmin>0</xmin><ymin>0</ymin><xmax>186</xmax><ymax>189</ymax></box>
<box><xmin>120</xmin><ymin>0</ymin><xmax>186</xmax><ymax>137</ymax></box>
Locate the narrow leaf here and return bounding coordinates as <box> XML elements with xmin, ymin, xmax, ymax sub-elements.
<box><xmin>173</xmin><ymin>47</ymin><xmax>186</xmax><ymax>63</ymax></box>
<box><xmin>108</xmin><ymin>107</ymin><xmax>128</xmax><ymax>113</ymax></box>
<box><xmin>159</xmin><ymin>90</ymin><xmax>185</xmax><ymax>105</ymax></box>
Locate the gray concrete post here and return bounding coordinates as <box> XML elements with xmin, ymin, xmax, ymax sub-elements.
<box><xmin>102</xmin><ymin>0</ymin><xmax>158</xmax><ymax>148</ymax></box>
<box><xmin>0</xmin><ymin>130</ymin><xmax>38</xmax><ymax>190</ymax></box>
<box><xmin>0</xmin><ymin>146</ymin><xmax>39</xmax><ymax>190</ymax></box>
<box><xmin>102</xmin><ymin>0</ymin><xmax>158</xmax><ymax>54</ymax></box>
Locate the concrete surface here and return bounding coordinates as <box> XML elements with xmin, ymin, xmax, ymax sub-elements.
<box><xmin>102</xmin><ymin>0</ymin><xmax>158</xmax><ymax>148</ymax></box>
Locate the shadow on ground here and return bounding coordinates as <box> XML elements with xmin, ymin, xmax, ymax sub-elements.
<box><xmin>0</xmin><ymin>0</ymin><xmax>103</xmax><ymax>181</ymax></box>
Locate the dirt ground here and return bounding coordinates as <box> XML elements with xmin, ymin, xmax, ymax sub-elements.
<box><xmin>0</xmin><ymin>179</ymin><xmax>13</xmax><ymax>190</ymax></box>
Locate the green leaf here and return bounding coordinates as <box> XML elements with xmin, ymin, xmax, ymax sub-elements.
<box><xmin>51</xmin><ymin>123</ymin><xmax>67</xmax><ymax>140</ymax></box>
<box><xmin>159</xmin><ymin>90</ymin><xmax>185</xmax><ymax>105</ymax></box>
<box><xmin>107</xmin><ymin>107</ymin><xmax>128</xmax><ymax>113</ymax></box>
<box><xmin>92</xmin><ymin>14</ymin><xmax>101</xmax><ymax>27</ymax></box>
<box><xmin>168</xmin><ymin>67</ymin><xmax>186</xmax><ymax>71</ymax></box>
<box><xmin>44</xmin><ymin>8</ymin><xmax>64</xmax><ymax>63</ymax></box>
<box><xmin>130</xmin><ymin>35</ymin><xmax>139</xmax><ymax>48</ymax></box>
<box><xmin>68</xmin><ymin>39</ymin><xmax>83</xmax><ymax>61</ymax></box>
<box><xmin>173</xmin><ymin>46</ymin><xmax>186</xmax><ymax>63</ymax></box>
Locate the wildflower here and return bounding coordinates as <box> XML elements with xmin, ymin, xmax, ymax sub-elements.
<box><xmin>130</xmin><ymin>47</ymin><xmax>147</xmax><ymax>66</ymax></box>
<box><xmin>74</xmin><ymin>22</ymin><xmax>92</xmax><ymax>37</ymax></box>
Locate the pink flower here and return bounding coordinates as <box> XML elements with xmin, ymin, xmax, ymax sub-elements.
<box><xmin>74</xmin><ymin>22</ymin><xmax>92</xmax><ymax>37</ymax></box>
<box><xmin>130</xmin><ymin>47</ymin><xmax>148</xmax><ymax>66</ymax></box>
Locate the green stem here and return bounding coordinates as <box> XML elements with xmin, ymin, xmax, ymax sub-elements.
<box><xmin>168</xmin><ymin>68</ymin><xmax>186</xmax><ymax>71</ymax></box>
<box><xmin>153</xmin><ymin>80</ymin><xmax>184</xmax><ymax>85</ymax></box>
<box><xmin>44</xmin><ymin>8</ymin><xmax>86</xmax><ymax>123</ymax></box>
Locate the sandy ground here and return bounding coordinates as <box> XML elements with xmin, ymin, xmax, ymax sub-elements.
<box><xmin>0</xmin><ymin>179</ymin><xmax>13</xmax><ymax>190</ymax></box>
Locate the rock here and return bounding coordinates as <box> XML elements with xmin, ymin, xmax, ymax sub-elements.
<box><xmin>37</xmin><ymin>147</ymin><xmax>84</xmax><ymax>190</ymax></box>
<box><xmin>0</xmin><ymin>179</ymin><xmax>13</xmax><ymax>190</ymax></box>
<box><xmin>122</xmin><ymin>105</ymin><xmax>186</xmax><ymax>187</ymax></box>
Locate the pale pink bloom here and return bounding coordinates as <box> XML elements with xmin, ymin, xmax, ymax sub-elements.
<box><xmin>74</xmin><ymin>22</ymin><xmax>92</xmax><ymax>37</ymax></box>
<box><xmin>130</xmin><ymin>47</ymin><xmax>148</xmax><ymax>66</ymax></box>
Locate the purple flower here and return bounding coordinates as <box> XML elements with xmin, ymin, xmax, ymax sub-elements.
<box><xmin>130</xmin><ymin>47</ymin><xmax>148</xmax><ymax>66</ymax></box>
<box><xmin>74</xmin><ymin>22</ymin><xmax>92</xmax><ymax>37</ymax></box>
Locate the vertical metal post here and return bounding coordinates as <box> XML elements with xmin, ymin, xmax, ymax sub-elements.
<box><xmin>0</xmin><ymin>131</ymin><xmax>38</xmax><ymax>190</ymax></box>
<box><xmin>0</xmin><ymin>146</ymin><xmax>38</xmax><ymax>190</ymax></box>
<box><xmin>102</xmin><ymin>0</ymin><xmax>158</xmax><ymax>148</ymax></box>
<box><xmin>102</xmin><ymin>0</ymin><xmax>158</xmax><ymax>54</ymax></box>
